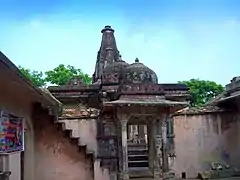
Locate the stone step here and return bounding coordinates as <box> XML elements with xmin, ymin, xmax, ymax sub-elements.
<box><xmin>128</xmin><ymin>154</ymin><xmax>147</xmax><ymax>157</ymax></box>
<box><xmin>128</xmin><ymin>149</ymin><xmax>148</xmax><ymax>155</ymax></box>
<box><xmin>128</xmin><ymin>145</ymin><xmax>148</xmax><ymax>151</ymax></box>
<box><xmin>128</xmin><ymin>142</ymin><xmax>147</xmax><ymax>147</ymax></box>
<box><xmin>129</xmin><ymin>169</ymin><xmax>153</xmax><ymax>179</ymax></box>
<box><xmin>128</xmin><ymin>160</ymin><xmax>149</xmax><ymax>168</ymax></box>
<box><xmin>128</xmin><ymin>154</ymin><xmax>148</xmax><ymax>161</ymax></box>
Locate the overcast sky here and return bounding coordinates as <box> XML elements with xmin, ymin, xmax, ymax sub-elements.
<box><xmin>1</xmin><ymin>0</ymin><xmax>240</xmax><ymax>85</ymax></box>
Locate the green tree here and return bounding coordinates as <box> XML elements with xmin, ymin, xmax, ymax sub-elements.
<box><xmin>18</xmin><ymin>66</ymin><xmax>46</xmax><ymax>87</ymax></box>
<box><xmin>45</xmin><ymin>64</ymin><xmax>92</xmax><ymax>85</ymax></box>
<box><xmin>179</xmin><ymin>79</ymin><xmax>224</xmax><ymax>107</ymax></box>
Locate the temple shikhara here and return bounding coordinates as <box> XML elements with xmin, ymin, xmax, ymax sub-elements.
<box><xmin>1</xmin><ymin>25</ymin><xmax>240</xmax><ymax>180</ymax></box>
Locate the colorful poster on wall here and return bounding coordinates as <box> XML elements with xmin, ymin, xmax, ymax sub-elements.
<box><xmin>0</xmin><ymin>111</ymin><xmax>24</xmax><ymax>154</ymax></box>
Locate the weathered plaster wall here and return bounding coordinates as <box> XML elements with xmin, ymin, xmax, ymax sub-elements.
<box><xmin>60</xmin><ymin>103</ymin><xmax>110</xmax><ymax>180</ymax></box>
<box><xmin>8</xmin><ymin>153</ymin><xmax>21</xmax><ymax>180</ymax></box>
<box><xmin>173</xmin><ymin>113</ymin><xmax>240</xmax><ymax>178</ymax></box>
<box><xmin>58</xmin><ymin>118</ymin><xmax>111</xmax><ymax>180</ymax></box>
<box><xmin>33</xmin><ymin>109</ymin><xmax>94</xmax><ymax>180</ymax></box>
<box><xmin>61</xmin><ymin>119</ymin><xmax>98</xmax><ymax>155</ymax></box>
<box><xmin>0</xmin><ymin>84</ymin><xmax>33</xmax><ymax>180</ymax></box>
<box><xmin>0</xmin><ymin>89</ymin><xmax>97</xmax><ymax>180</ymax></box>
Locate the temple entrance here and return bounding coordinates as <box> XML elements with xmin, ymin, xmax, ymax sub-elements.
<box><xmin>127</xmin><ymin>125</ymin><xmax>148</xmax><ymax>170</ymax></box>
<box><xmin>102</xmin><ymin>82</ymin><xmax>188</xmax><ymax>180</ymax></box>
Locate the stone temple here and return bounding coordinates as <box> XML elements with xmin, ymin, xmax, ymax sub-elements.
<box><xmin>2</xmin><ymin>25</ymin><xmax>240</xmax><ymax>180</ymax></box>
<box><xmin>48</xmin><ymin>25</ymin><xmax>190</xmax><ymax>180</ymax></box>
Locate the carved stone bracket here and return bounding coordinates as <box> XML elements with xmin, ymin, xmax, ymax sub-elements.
<box><xmin>116</xmin><ymin>108</ymin><xmax>130</xmax><ymax>122</ymax></box>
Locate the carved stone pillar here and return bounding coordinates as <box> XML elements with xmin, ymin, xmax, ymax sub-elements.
<box><xmin>117</xmin><ymin>110</ymin><xmax>130</xmax><ymax>180</ymax></box>
<box><xmin>162</xmin><ymin>117</ymin><xmax>170</xmax><ymax>173</ymax></box>
<box><xmin>147</xmin><ymin>124</ymin><xmax>154</xmax><ymax>171</ymax></box>
<box><xmin>116</xmin><ymin>122</ymin><xmax>123</xmax><ymax>178</ymax></box>
<box><xmin>121</xmin><ymin>119</ymin><xmax>129</xmax><ymax>180</ymax></box>
<box><xmin>153</xmin><ymin>119</ymin><xmax>162</xmax><ymax>180</ymax></box>
<box><xmin>167</xmin><ymin>116</ymin><xmax>175</xmax><ymax>157</ymax></box>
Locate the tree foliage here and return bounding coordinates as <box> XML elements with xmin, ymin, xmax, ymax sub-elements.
<box><xmin>179</xmin><ymin>79</ymin><xmax>224</xmax><ymax>107</ymax></box>
<box><xmin>45</xmin><ymin>64</ymin><xmax>92</xmax><ymax>85</ymax></box>
<box><xmin>18</xmin><ymin>64</ymin><xmax>92</xmax><ymax>87</ymax></box>
<box><xmin>19</xmin><ymin>66</ymin><xmax>46</xmax><ymax>87</ymax></box>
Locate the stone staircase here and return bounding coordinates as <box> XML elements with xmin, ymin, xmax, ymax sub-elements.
<box><xmin>41</xmin><ymin>88</ymin><xmax>111</xmax><ymax>180</ymax></box>
<box><xmin>56</xmin><ymin>118</ymin><xmax>110</xmax><ymax>180</ymax></box>
<box><xmin>128</xmin><ymin>143</ymin><xmax>149</xmax><ymax>168</ymax></box>
<box><xmin>128</xmin><ymin>143</ymin><xmax>153</xmax><ymax>180</ymax></box>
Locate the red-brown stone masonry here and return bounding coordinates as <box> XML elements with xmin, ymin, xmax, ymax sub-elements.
<box><xmin>33</xmin><ymin>107</ymin><xmax>94</xmax><ymax>180</ymax></box>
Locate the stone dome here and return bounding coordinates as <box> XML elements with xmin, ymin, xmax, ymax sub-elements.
<box><xmin>101</xmin><ymin>56</ymin><xmax>129</xmax><ymax>84</ymax></box>
<box><xmin>103</xmin><ymin>60</ymin><xmax>129</xmax><ymax>75</ymax></box>
<box><xmin>122</xmin><ymin>58</ymin><xmax>158</xmax><ymax>84</ymax></box>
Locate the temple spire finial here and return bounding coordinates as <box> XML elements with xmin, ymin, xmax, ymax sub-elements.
<box><xmin>101</xmin><ymin>25</ymin><xmax>114</xmax><ymax>33</ymax></box>
<box><xmin>92</xmin><ymin>25</ymin><xmax>120</xmax><ymax>83</ymax></box>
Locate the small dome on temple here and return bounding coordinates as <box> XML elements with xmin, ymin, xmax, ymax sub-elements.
<box><xmin>103</xmin><ymin>60</ymin><xmax>129</xmax><ymax>74</ymax></box>
<box><xmin>101</xmin><ymin>55</ymin><xmax>129</xmax><ymax>84</ymax></box>
<box><xmin>122</xmin><ymin>58</ymin><xmax>158</xmax><ymax>84</ymax></box>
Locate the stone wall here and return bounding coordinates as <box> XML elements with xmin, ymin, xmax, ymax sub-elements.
<box><xmin>172</xmin><ymin>112</ymin><xmax>240</xmax><ymax>178</ymax></box>
<box><xmin>33</xmin><ymin>108</ymin><xmax>94</xmax><ymax>180</ymax></box>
